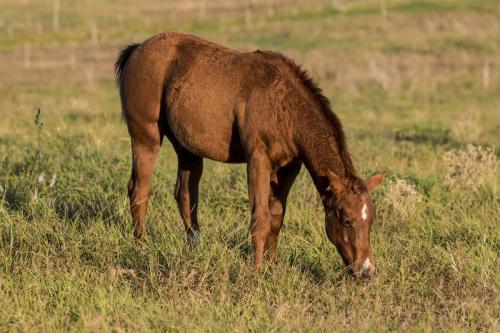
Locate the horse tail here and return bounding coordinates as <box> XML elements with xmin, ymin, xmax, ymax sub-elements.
<box><xmin>115</xmin><ymin>43</ymin><xmax>141</xmax><ymax>121</ymax></box>
<box><xmin>115</xmin><ymin>43</ymin><xmax>141</xmax><ymax>88</ymax></box>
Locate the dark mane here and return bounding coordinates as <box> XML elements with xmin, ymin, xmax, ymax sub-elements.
<box><xmin>259</xmin><ymin>50</ymin><xmax>360</xmax><ymax>184</ymax></box>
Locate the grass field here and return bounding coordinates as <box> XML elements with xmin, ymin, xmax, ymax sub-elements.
<box><xmin>0</xmin><ymin>0</ymin><xmax>499</xmax><ymax>331</ymax></box>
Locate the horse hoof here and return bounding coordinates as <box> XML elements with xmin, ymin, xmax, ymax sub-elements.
<box><xmin>188</xmin><ymin>229</ymin><xmax>201</xmax><ymax>246</ymax></box>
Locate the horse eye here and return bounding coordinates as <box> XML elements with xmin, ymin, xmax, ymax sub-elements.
<box><xmin>341</xmin><ymin>217</ymin><xmax>352</xmax><ymax>227</ymax></box>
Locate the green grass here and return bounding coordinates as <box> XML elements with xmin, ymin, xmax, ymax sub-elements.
<box><xmin>1</xmin><ymin>0</ymin><xmax>499</xmax><ymax>331</ymax></box>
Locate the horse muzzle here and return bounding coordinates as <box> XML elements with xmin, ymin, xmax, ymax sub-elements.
<box><xmin>350</xmin><ymin>257</ymin><xmax>375</xmax><ymax>280</ymax></box>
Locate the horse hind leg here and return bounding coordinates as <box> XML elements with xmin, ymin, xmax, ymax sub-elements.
<box><xmin>173</xmin><ymin>147</ymin><xmax>203</xmax><ymax>245</ymax></box>
<box><xmin>119</xmin><ymin>38</ymin><xmax>173</xmax><ymax>239</ymax></box>
<box><xmin>127</xmin><ymin>120</ymin><xmax>163</xmax><ymax>239</ymax></box>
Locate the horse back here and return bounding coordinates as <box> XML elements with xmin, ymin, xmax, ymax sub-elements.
<box><xmin>122</xmin><ymin>32</ymin><xmax>302</xmax><ymax>165</ymax></box>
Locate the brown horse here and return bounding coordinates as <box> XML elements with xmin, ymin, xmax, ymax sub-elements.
<box><xmin>115</xmin><ymin>32</ymin><xmax>384</xmax><ymax>278</ymax></box>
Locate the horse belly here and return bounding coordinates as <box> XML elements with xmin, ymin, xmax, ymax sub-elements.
<box><xmin>165</xmin><ymin>97</ymin><xmax>245</xmax><ymax>163</ymax></box>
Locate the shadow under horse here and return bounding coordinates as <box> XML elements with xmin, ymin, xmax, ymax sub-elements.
<box><xmin>115</xmin><ymin>32</ymin><xmax>384</xmax><ymax>279</ymax></box>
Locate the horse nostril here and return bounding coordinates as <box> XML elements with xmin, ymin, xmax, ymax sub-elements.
<box><xmin>362</xmin><ymin>267</ymin><xmax>374</xmax><ymax>279</ymax></box>
<box><xmin>347</xmin><ymin>259</ymin><xmax>375</xmax><ymax>279</ymax></box>
<box><xmin>354</xmin><ymin>258</ymin><xmax>375</xmax><ymax>279</ymax></box>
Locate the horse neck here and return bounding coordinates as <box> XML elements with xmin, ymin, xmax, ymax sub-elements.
<box><xmin>295</xmin><ymin>111</ymin><xmax>353</xmax><ymax>195</ymax></box>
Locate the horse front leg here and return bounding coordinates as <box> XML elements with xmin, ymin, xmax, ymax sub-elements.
<box><xmin>267</xmin><ymin>160</ymin><xmax>302</xmax><ymax>261</ymax></box>
<box><xmin>247</xmin><ymin>152</ymin><xmax>273</xmax><ymax>270</ymax></box>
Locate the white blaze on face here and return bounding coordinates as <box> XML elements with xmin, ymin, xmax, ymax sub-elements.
<box><xmin>361</xmin><ymin>202</ymin><xmax>368</xmax><ymax>221</ymax></box>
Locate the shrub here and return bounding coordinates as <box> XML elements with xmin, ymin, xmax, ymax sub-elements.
<box><xmin>443</xmin><ymin>144</ymin><xmax>497</xmax><ymax>190</ymax></box>
<box><xmin>383</xmin><ymin>178</ymin><xmax>424</xmax><ymax>219</ymax></box>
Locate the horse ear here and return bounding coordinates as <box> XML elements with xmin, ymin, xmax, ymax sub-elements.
<box><xmin>365</xmin><ymin>172</ymin><xmax>385</xmax><ymax>192</ymax></box>
<box><xmin>327</xmin><ymin>171</ymin><xmax>346</xmax><ymax>194</ymax></box>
